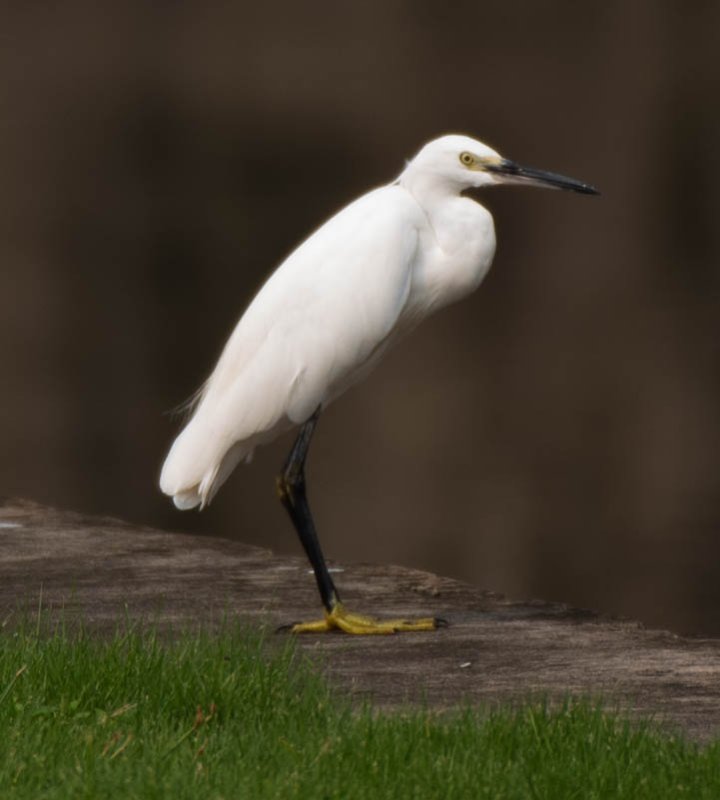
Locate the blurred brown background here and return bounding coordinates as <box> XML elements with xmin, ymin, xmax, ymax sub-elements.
<box><xmin>1</xmin><ymin>2</ymin><xmax>718</xmax><ymax>634</ymax></box>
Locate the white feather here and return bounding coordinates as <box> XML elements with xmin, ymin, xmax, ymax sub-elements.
<box><xmin>160</xmin><ymin>185</ymin><xmax>426</xmax><ymax>508</ymax></box>
<box><xmin>160</xmin><ymin>135</ymin><xmax>508</xmax><ymax>509</ymax></box>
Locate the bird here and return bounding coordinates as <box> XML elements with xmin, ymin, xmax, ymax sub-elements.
<box><xmin>160</xmin><ymin>134</ymin><xmax>598</xmax><ymax>634</ymax></box>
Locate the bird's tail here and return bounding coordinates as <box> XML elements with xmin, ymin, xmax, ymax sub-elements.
<box><xmin>159</xmin><ymin>412</ymin><xmax>248</xmax><ymax>510</ymax></box>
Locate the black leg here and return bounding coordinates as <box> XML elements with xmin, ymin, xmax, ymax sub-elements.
<box><xmin>276</xmin><ymin>407</ymin><xmax>339</xmax><ymax>612</ymax></box>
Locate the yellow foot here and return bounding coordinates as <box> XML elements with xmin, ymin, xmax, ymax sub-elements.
<box><xmin>285</xmin><ymin>602</ymin><xmax>444</xmax><ymax>635</ymax></box>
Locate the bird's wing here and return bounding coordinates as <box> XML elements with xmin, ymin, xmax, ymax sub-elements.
<box><xmin>160</xmin><ymin>185</ymin><xmax>422</xmax><ymax>506</ymax></box>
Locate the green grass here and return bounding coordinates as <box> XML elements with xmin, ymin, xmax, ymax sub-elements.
<box><xmin>0</xmin><ymin>616</ymin><xmax>719</xmax><ymax>799</ymax></box>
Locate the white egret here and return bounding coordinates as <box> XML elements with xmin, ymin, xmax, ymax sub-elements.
<box><xmin>160</xmin><ymin>134</ymin><xmax>598</xmax><ymax>634</ymax></box>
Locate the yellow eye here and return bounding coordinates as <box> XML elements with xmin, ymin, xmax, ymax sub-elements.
<box><xmin>459</xmin><ymin>152</ymin><xmax>474</xmax><ymax>166</ymax></box>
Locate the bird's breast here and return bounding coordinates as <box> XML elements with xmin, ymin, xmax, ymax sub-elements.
<box><xmin>406</xmin><ymin>198</ymin><xmax>496</xmax><ymax>319</ymax></box>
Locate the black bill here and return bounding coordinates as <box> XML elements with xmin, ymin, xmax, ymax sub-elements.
<box><xmin>485</xmin><ymin>158</ymin><xmax>599</xmax><ymax>195</ymax></box>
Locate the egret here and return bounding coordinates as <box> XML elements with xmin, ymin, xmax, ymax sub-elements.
<box><xmin>160</xmin><ymin>134</ymin><xmax>598</xmax><ymax>634</ymax></box>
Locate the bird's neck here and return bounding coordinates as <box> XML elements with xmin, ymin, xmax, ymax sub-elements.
<box><xmin>398</xmin><ymin>168</ymin><xmax>459</xmax><ymax>212</ymax></box>
<box><xmin>400</xmin><ymin>171</ymin><xmax>492</xmax><ymax>254</ymax></box>
<box><xmin>396</xmin><ymin>176</ymin><xmax>497</xmax><ymax>323</ymax></box>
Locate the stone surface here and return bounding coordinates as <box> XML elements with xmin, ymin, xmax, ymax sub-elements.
<box><xmin>2</xmin><ymin>498</ymin><xmax>719</xmax><ymax>742</ymax></box>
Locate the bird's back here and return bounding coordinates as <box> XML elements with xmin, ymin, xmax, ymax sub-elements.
<box><xmin>160</xmin><ymin>184</ymin><xmax>425</xmax><ymax>509</ymax></box>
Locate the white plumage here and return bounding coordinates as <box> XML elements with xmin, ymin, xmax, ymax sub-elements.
<box><xmin>160</xmin><ymin>134</ymin><xmax>596</xmax><ymax>511</ymax></box>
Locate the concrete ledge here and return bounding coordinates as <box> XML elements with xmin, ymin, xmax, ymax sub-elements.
<box><xmin>1</xmin><ymin>498</ymin><xmax>719</xmax><ymax>741</ymax></box>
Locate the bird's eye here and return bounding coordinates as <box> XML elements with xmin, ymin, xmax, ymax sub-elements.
<box><xmin>459</xmin><ymin>152</ymin><xmax>474</xmax><ymax>166</ymax></box>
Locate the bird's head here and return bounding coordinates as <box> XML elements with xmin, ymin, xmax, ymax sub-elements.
<box><xmin>401</xmin><ymin>134</ymin><xmax>599</xmax><ymax>196</ymax></box>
